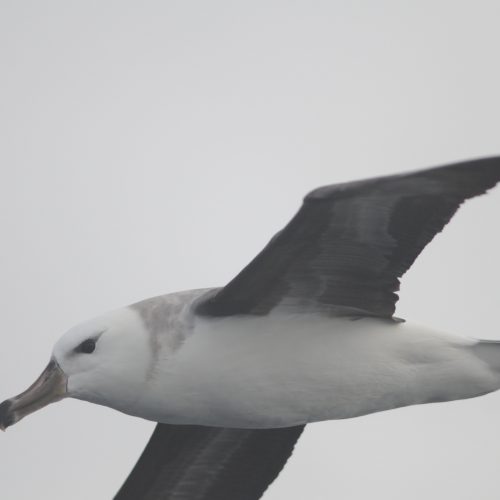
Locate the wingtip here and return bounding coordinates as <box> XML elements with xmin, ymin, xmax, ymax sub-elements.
<box><xmin>438</xmin><ymin>155</ymin><xmax>500</xmax><ymax>192</ymax></box>
<box><xmin>0</xmin><ymin>400</ymin><xmax>13</xmax><ymax>432</ymax></box>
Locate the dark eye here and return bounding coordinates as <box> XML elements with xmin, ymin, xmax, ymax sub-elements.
<box><xmin>75</xmin><ymin>338</ymin><xmax>97</xmax><ymax>354</ymax></box>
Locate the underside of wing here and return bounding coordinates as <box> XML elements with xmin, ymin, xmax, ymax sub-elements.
<box><xmin>196</xmin><ymin>157</ymin><xmax>500</xmax><ymax>319</ymax></box>
<box><xmin>114</xmin><ymin>423</ymin><xmax>305</xmax><ymax>500</ymax></box>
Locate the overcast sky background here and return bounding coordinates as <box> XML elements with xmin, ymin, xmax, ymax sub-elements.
<box><xmin>1</xmin><ymin>2</ymin><xmax>500</xmax><ymax>499</ymax></box>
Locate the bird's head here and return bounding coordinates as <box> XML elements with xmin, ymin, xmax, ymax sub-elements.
<box><xmin>0</xmin><ymin>307</ymin><xmax>151</xmax><ymax>430</ymax></box>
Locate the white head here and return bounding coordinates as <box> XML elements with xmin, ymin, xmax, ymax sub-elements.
<box><xmin>0</xmin><ymin>307</ymin><xmax>152</xmax><ymax>430</ymax></box>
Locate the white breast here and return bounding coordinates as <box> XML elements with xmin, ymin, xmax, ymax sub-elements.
<box><xmin>131</xmin><ymin>314</ymin><xmax>500</xmax><ymax>428</ymax></box>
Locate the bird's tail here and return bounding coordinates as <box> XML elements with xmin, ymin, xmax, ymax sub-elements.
<box><xmin>471</xmin><ymin>339</ymin><xmax>500</xmax><ymax>375</ymax></box>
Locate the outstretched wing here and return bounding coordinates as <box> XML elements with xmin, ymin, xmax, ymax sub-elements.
<box><xmin>114</xmin><ymin>424</ymin><xmax>304</xmax><ymax>500</ymax></box>
<box><xmin>196</xmin><ymin>157</ymin><xmax>500</xmax><ymax>319</ymax></box>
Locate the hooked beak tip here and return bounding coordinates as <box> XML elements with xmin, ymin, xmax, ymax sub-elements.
<box><xmin>0</xmin><ymin>360</ymin><xmax>67</xmax><ymax>431</ymax></box>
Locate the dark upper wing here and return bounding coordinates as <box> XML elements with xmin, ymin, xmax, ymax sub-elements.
<box><xmin>114</xmin><ymin>423</ymin><xmax>304</xmax><ymax>500</ymax></box>
<box><xmin>196</xmin><ymin>157</ymin><xmax>500</xmax><ymax>319</ymax></box>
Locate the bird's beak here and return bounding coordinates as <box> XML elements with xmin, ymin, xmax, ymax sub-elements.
<box><xmin>0</xmin><ymin>360</ymin><xmax>67</xmax><ymax>431</ymax></box>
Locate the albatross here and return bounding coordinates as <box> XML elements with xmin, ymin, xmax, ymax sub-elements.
<box><xmin>1</xmin><ymin>157</ymin><xmax>500</xmax><ymax>499</ymax></box>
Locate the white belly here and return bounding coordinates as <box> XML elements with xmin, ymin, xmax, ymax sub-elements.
<box><xmin>133</xmin><ymin>314</ymin><xmax>500</xmax><ymax>428</ymax></box>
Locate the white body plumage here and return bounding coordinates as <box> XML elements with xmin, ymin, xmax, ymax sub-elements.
<box><xmin>53</xmin><ymin>292</ymin><xmax>500</xmax><ymax>429</ymax></box>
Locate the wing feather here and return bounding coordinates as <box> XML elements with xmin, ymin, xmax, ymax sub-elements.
<box><xmin>196</xmin><ymin>157</ymin><xmax>500</xmax><ymax>318</ymax></box>
<box><xmin>114</xmin><ymin>424</ymin><xmax>304</xmax><ymax>500</ymax></box>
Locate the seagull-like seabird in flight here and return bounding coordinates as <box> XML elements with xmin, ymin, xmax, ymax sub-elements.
<box><xmin>1</xmin><ymin>158</ymin><xmax>500</xmax><ymax>499</ymax></box>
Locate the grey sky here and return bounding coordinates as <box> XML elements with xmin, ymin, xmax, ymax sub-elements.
<box><xmin>1</xmin><ymin>1</ymin><xmax>499</xmax><ymax>499</ymax></box>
